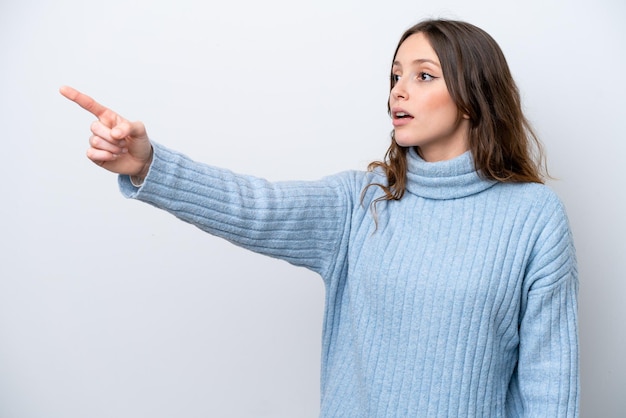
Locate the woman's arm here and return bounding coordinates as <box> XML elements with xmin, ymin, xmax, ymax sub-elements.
<box><xmin>119</xmin><ymin>142</ymin><xmax>352</xmax><ymax>276</ymax></box>
<box><xmin>510</xmin><ymin>197</ymin><xmax>579</xmax><ymax>417</ymax></box>
<box><xmin>61</xmin><ymin>86</ymin><xmax>353</xmax><ymax>277</ymax></box>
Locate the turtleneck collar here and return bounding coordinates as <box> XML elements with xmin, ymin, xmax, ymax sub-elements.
<box><xmin>405</xmin><ymin>147</ymin><xmax>497</xmax><ymax>200</ymax></box>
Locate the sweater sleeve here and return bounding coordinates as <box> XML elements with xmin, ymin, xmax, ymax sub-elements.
<box><xmin>118</xmin><ymin>142</ymin><xmax>353</xmax><ymax>278</ymax></box>
<box><xmin>509</xmin><ymin>194</ymin><xmax>579</xmax><ymax>417</ymax></box>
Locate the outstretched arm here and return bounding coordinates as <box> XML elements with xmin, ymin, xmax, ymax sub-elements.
<box><xmin>59</xmin><ymin>86</ymin><xmax>153</xmax><ymax>180</ymax></box>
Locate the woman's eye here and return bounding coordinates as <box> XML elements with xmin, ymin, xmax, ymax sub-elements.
<box><xmin>391</xmin><ymin>72</ymin><xmax>436</xmax><ymax>84</ymax></box>
<box><xmin>417</xmin><ymin>72</ymin><xmax>436</xmax><ymax>81</ymax></box>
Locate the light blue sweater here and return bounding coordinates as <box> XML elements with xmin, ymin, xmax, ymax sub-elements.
<box><xmin>120</xmin><ymin>143</ymin><xmax>579</xmax><ymax>417</ymax></box>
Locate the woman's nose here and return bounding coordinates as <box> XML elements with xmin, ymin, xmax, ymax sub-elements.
<box><xmin>390</xmin><ymin>81</ymin><xmax>407</xmax><ymax>100</ymax></box>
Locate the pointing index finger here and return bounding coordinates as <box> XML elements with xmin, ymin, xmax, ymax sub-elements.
<box><xmin>59</xmin><ymin>85</ymin><xmax>109</xmax><ymax>119</ymax></box>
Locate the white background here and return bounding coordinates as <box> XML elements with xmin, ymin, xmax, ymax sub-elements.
<box><xmin>0</xmin><ymin>0</ymin><xmax>624</xmax><ymax>416</ymax></box>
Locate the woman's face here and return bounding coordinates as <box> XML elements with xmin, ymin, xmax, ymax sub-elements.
<box><xmin>389</xmin><ymin>32</ymin><xmax>470</xmax><ymax>162</ymax></box>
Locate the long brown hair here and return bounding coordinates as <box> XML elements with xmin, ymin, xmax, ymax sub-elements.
<box><xmin>367</xmin><ymin>19</ymin><xmax>547</xmax><ymax>204</ymax></box>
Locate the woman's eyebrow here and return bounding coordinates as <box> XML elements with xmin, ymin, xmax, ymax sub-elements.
<box><xmin>392</xmin><ymin>58</ymin><xmax>441</xmax><ymax>67</ymax></box>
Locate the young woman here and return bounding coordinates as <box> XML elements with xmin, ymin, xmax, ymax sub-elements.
<box><xmin>61</xmin><ymin>19</ymin><xmax>578</xmax><ymax>417</ymax></box>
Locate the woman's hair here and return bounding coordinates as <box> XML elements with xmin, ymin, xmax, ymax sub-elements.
<box><xmin>367</xmin><ymin>19</ymin><xmax>547</xmax><ymax>204</ymax></box>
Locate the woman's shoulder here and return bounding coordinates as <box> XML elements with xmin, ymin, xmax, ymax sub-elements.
<box><xmin>323</xmin><ymin>168</ymin><xmax>387</xmax><ymax>191</ymax></box>
<box><xmin>496</xmin><ymin>181</ymin><xmax>566</xmax><ymax>212</ymax></box>
<box><xmin>494</xmin><ymin>181</ymin><xmax>573</xmax><ymax>253</ymax></box>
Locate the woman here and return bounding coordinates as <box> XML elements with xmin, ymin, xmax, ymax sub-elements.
<box><xmin>61</xmin><ymin>19</ymin><xmax>578</xmax><ymax>417</ymax></box>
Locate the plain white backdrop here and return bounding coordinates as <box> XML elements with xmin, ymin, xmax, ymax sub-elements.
<box><xmin>0</xmin><ymin>0</ymin><xmax>624</xmax><ymax>416</ymax></box>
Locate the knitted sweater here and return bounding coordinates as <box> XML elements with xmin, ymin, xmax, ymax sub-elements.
<box><xmin>119</xmin><ymin>143</ymin><xmax>579</xmax><ymax>417</ymax></box>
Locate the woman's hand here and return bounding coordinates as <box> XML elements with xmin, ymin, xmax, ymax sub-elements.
<box><xmin>60</xmin><ymin>86</ymin><xmax>153</xmax><ymax>179</ymax></box>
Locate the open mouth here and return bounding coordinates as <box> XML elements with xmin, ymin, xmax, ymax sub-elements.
<box><xmin>392</xmin><ymin>109</ymin><xmax>414</xmax><ymax>126</ymax></box>
<box><xmin>394</xmin><ymin>111</ymin><xmax>413</xmax><ymax>119</ymax></box>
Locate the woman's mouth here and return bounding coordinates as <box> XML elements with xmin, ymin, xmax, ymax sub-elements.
<box><xmin>392</xmin><ymin>109</ymin><xmax>414</xmax><ymax>127</ymax></box>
